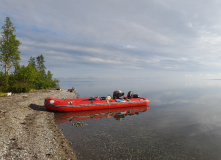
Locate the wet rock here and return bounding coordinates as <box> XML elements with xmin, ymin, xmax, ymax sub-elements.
<box><xmin>72</xmin><ymin>122</ymin><xmax>87</xmax><ymax>127</ymax></box>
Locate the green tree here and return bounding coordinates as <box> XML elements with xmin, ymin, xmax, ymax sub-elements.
<box><xmin>28</xmin><ymin>56</ymin><xmax>36</xmax><ymax>67</ymax></box>
<box><xmin>46</xmin><ymin>70</ymin><xmax>53</xmax><ymax>80</ymax></box>
<box><xmin>36</xmin><ymin>54</ymin><xmax>46</xmax><ymax>73</ymax></box>
<box><xmin>0</xmin><ymin>17</ymin><xmax>21</xmax><ymax>75</ymax></box>
<box><xmin>9</xmin><ymin>64</ymin><xmax>40</xmax><ymax>93</ymax></box>
<box><xmin>0</xmin><ymin>71</ymin><xmax>9</xmax><ymax>92</ymax></box>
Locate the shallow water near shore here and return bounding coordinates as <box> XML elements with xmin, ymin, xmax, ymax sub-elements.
<box><xmin>57</xmin><ymin>79</ymin><xmax>221</xmax><ymax>159</ymax></box>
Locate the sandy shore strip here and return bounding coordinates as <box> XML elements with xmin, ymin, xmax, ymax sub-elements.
<box><xmin>0</xmin><ymin>89</ymin><xmax>78</xmax><ymax>160</ymax></box>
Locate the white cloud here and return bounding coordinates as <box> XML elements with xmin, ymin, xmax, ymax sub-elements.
<box><xmin>87</xmin><ymin>57</ymin><xmax>122</xmax><ymax>65</ymax></box>
<box><xmin>187</xmin><ymin>23</ymin><xmax>193</xmax><ymax>28</ymax></box>
<box><xmin>124</xmin><ymin>45</ymin><xmax>137</xmax><ymax>49</ymax></box>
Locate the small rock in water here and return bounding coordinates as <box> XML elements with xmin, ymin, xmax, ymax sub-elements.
<box><xmin>72</xmin><ymin>122</ymin><xmax>87</xmax><ymax>127</ymax></box>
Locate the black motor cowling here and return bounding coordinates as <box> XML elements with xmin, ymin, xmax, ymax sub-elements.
<box><xmin>113</xmin><ymin>90</ymin><xmax>124</xmax><ymax>99</ymax></box>
<box><xmin>127</xmin><ymin>91</ymin><xmax>139</xmax><ymax>99</ymax></box>
<box><xmin>133</xmin><ymin>94</ymin><xmax>139</xmax><ymax>98</ymax></box>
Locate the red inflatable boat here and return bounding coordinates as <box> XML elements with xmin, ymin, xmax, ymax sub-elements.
<box><xmin>45</xmin><ymin>96</ymin><xmax>150</xmax><ymax>112</ymax></box>
<box><xmin>45</xmin><ymin>90</ymin><xmax>150</xmax><ymax>112</ymax></box>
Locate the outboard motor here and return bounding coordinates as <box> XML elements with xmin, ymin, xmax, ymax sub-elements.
<box><xmin>113</xmin><ymin>90</ymin><xmax>124</xmax><ymax>99</ymax></box>
<box><xmin>127</xmin><ymin>91</ymin><xmax>133</xmax><ymax>99</ymax></box>
<box><xmin>127</xmin><ymin>91</ymin><xmax>140</xmax><ymax>98</ymax></box>
<box><xmin>133</xmin><ymin>94</ymin><xmax>139</xmax><ymax>98</ymax></box>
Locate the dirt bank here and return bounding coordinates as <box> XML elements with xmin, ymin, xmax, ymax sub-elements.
<box><xmin>0</xmin><ymin>89</ymin><xmax>78</xmax><ymax>160</ymax></box>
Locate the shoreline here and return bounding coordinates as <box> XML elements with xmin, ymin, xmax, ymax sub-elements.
<box><xmin>0</xmin><ymin>89</ymin><xmax>77</xmax><ymax>159</ymax></box>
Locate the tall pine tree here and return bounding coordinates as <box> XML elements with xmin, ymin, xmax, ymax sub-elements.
<box><xmin>28</xmin><ymin>56</ymin><xmax>36</xmax><ymax>67</ymax></box>
<box><xmin>0</xmin><ymin>17</ymin><xmax>21</xmax><ymax>75</ymax></box>
<box><xmin>36</xmin><ymin>54</ymin><xmax>46</xmax><ymax>74</ymax></box>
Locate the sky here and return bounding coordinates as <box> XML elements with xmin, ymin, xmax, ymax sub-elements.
<box><xmin>1</xmin><ymin>0</ymin><xmax>221</xmax><ymax>81</ymax></box>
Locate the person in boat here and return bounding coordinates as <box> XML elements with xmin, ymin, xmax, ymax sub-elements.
<box><xmin>106</xmin><ymin>95</ymin><xmax>112</xmax><ymax>100</ymax></box>
<box><xmin>113</xmin><ymin>90</ymin><xmax>125</xmax><ymax>99</ymax></box>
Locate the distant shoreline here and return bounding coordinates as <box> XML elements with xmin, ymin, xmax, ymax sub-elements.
<box><xmin>207</xmin><ymin>79</ymin><xmax>221</xmax><ymax>80</ymax></box>
<box><xmin>0</xmin><ymin>89</ymin><xmax>77</xmax><ymax>159</ymax></box>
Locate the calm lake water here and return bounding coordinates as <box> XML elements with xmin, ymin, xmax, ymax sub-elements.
<box><xmin>56</xmin><ymin>79</ymin><xmax>221</xmax><ymax>159</ymax></box>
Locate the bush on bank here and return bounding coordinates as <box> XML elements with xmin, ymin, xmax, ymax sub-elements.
<box><xmin>0</xmin><ymin>56</ymin><xmax>59</xmax><ymax>93</ymax></box>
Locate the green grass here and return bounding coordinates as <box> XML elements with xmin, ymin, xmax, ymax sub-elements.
<box><xmin>0</xmin><ymin>92</ymin><xmax>8</xmax><ymax>97</ymax></box>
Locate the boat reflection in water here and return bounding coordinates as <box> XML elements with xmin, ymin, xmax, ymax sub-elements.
<box><xmin>54</xmin><ymin>105</ymin><xmax>150</xmax><ymax>125</ymax></box>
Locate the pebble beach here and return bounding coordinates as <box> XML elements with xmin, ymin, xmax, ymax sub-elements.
<box><xmin>0</xmin><ymin>89</ymin><xmax>78</xmax><ymax>160</ymax></box>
